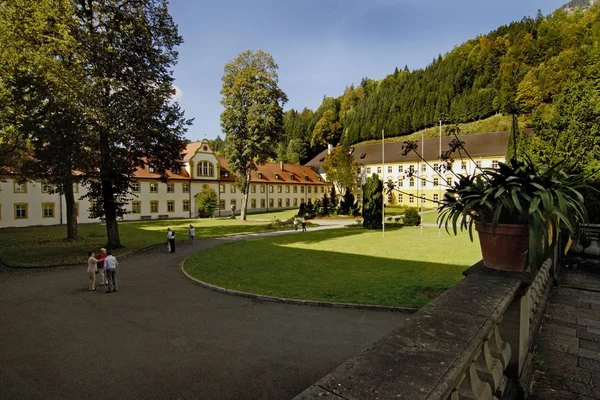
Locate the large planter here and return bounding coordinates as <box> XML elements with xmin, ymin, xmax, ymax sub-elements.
<box><xmin>475</xmin><ymin>222</ymin><xmax>529</xmax><ymax>271</ymax></box>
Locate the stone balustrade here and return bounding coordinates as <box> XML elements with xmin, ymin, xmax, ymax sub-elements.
<box><xmin>293</xmin><ymin>258</ymin><xmax>555</xmax><ymax>400</ymax></box>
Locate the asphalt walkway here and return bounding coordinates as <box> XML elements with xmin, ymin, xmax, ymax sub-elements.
<box><xmin>0</xmin><ymin>225</ymin><xmax>406</xmax><ymax>400</ymax></box>
<box><xmin>529</xmin><ymin>265</ymin><xmax>600</xmax><ymax>399</ymax></box>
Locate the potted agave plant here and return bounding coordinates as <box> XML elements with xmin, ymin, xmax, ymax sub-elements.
<box><xmin>401</xmin><ymin>129</ymin><xmax>590</xmax><ymax>272</ymax></box>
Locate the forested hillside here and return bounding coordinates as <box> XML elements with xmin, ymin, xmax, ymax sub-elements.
<box><xmin>279</xmin><ymin>4</ymin><xmax>600</xmax><ymax>164</ymax></box>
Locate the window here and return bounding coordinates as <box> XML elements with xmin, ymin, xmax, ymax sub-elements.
<box><xmin>398</xmin><ymin>194</ymin><xmax>403</xmax><ymax>203</ymax></box>
<box><xmin>293</xmin><ymin>186</ymin><xmax>297</xmax><ymax>193</ymax></box>
<box><xmin>14</xmin><ymin>182</ymin><xmax>27</xmax><ymax>193</ymax></box>
<box><xmin>387</xmin><ymin>192</ymin><xmax>393</xmax><ymax>203</ymax></box>
<box><xmin>219</xmin><ymin>184</ymin><xmax>225</xmax><ymax>193</ymax></box>
<box><xmin>446</xmin><ymin>177</ymin><xmax>453</xmax><ymax>186</ymax></box>
<box><xmin>219</xmin><ymin>200</ymin><xmax>226</xmax><ymax>210</ymax></box>
<box><xmin>150</xmin><ymin>200</ymin><xmax>159</xmax><ymax>213</ymax></box>
<box><xmin>409</xmin><ymin>195</ymin><xmax>414</xmax><ymax>204</ymax></box>
<box><xmin>148</xmin><ymin>166</ymin><xmax>155</xmax><ymax>173</ymax></box>
<box><xmin>277</xmin><ymin>185</ymin><xmax>282</xmax><ymax>193</ymax></box>
<box><xmin>42</xmin><ymin>203</ymin><xmax>55</xmax><ymax>218</ymax></box>
<box><xmin>230</xmin><ymin>184</ymin><xmax>236</xmax><ymax>193</ymax></box>
<box><xmin>461</xmin><ymin>162</ymin><xmax>467</xmax><ymax>170</ymax></box>
<box><xmin>230</xmin><ymin>199</ymin><xmax>236</xmax><ymax>209</ymax></box>
<box><xmin>150</xmin><ymin>183</ymin><xmax>158</xmax><ymax>193</ymax></box>
<box><xmin>251</xmin><ymin>185</ymin><xmax>256</xmax><ymax>193</ymax></box>
<box><xmin>433</xmin><ymin>178</ymin><xmax>439</xmax><ymax>187</ymax></box>
<box><xmin>260</xmin><ymin>185</ymin><xmax>265</xmax><ymax>193</ymax></box>
<box><xmin>397</xmin><ymin>179</ymin><xmax>403</xmax><ymax>187</ymax></box>
<box><xmin>132</xmin><ymin>201</ymin><xmax>141</xmax><ymax>214</ymax></box>
<box><xmin>409</xmin><ymin>165</ymin><xmax>415</xmax><ymax>173</ymax></box>
<box><xmin>269</xmin><ymin>199</ymin><xmax>274</xmax><ymax>208</ymax></box>
<box><xmin>433</xmin><ymin>163</ymin><xmax>439</xmax><ymax>172</ymax></box>
<box><xmin>300</xmin><ymin>186</ymin><xmax>304</xmax><ymax>193</ymax></box>
<box><xmin>257</xmin><ymin>172</ymin><xmax>262</xmax><ymax>179</ymax></box>
<box><xmin>182</xmin><ymin>183</ymin><xmax>190</xmax><ymax>193</ymax></box>
<box><xmin>42</xmin><ymin>183</ymin><xmax>54</xmax><ymax>193</ymax></box>
<box><xmin>308</xmin><ymin>186</ymin><xmax>311</xmax><ymax>194</ymax></box>
<box><xmin>131</xmin><ymin>182</ymin><xmax>140</xmax><ymax>193</ymax></box>
<box><xmin>377</xmin><ymin>167</ymin><xmax>382</xmax><ymax>174</ymax></box>
<box><xmin>366</xmin><ymin>167</ymin><xmax>371</xmax><ymax>174</ymax></box>
<box><xmin>269</xmin><ymin>185</ymin><xmax>273</xmax><ymax>193</ymax></box>
<box><xmin>421</xmin><ymin>178</ymin><xmax>426</xmax><ymax>187</ymax></box>
<box><xmin>277</xmin><ymin>198</ymin><xmax>282</xmax><ymax>207</ymax></box>
<box><xmin>398</xmin><ymin>166</ymin><xmax>403</xmax><ymax>173</ymax></box>
<box><xmin>167</xmin><ymin>183</ymin><xmax>174</xmax><ymax>193</ymax></box>
<box><xmin>409</xmin><ymin>178</ymin><xmax>415</xmax><ymax>187</ymax></box>
<box><xmin>293</xmin><ymin>198</ymin><xmax>298</xmax><ymax>207</ymax></box>
<box><xmin>251</xmin><ymin>199</ymin><xmax>256</xmax><ymax>209</ymax></box>
<box><xmin>167</xmin><ymin>200</ymin><xmax>175</xmax><ymax>212</ymax></box>
<box><xmin>260</xmin><ymin>199</ymin><xmax>266</xmax><ymax>208</ymax></box>
<box><xmin>321</xmin><ymin>186</ymin><xmax>324</xmax><ymax>193</ymax></box>
<box><xmin>422</xmin><ymin>164</ymin><xmax>427</xmax><ymax>172</ymax></box>
<box><xmin>492</xmin><ymin>160</ymin><xmax>499</xmax><ymax>169</ymax></box>
<box><xmin>196</xmin><ymin>161</ymin><xmax>214</xmax><ymax>177</ymax></box>
<box><xmin>183</xmin><ymin>200</ymin><xmax>190</xmax><ymax>212</ymax></box>
<box><xmin>433</xmin><ymin>194</ymin><xmax>439</xmax><ymax>203</ymax></box>
<box><xmin>388</xmin><ymin>166</ymin><xmax>392</xmax><ymax>174</ymax></box>
<box><xmin>73</xmin><ymin>183</ymin><xmax>79</xmax><ymax>193</ymax></box>
<box><xmin>475</xmin><ymin>161</ymin><xmax>482</xmax><ymax>168</ymax></box>
<box><xmin>14</xmin><ymin>203</ymin><xmax>28</xmax><ymax>219</ymax></box>
<box><xmin>285</xmin><ymin>186</ymin><xmax>290</xmax><ymax>193</ymax></box>
<box><xmin>286</xmin><ymin>198</ymin><xmax>290</xmax><ymax>207</ymax></box>
<box><xmin>421</xmin><ymin>194</ymin><xmax>426</xmax><ymax>204</ymax></box>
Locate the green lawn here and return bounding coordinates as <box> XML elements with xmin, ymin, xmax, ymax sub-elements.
<box><xmin>0</xmin><ymin>217</ymin><xmax>278</xmax><ymax>267</ymax></box>
<box><xmin>185</xmin><ymin>226</ymin><xmax>481</xmax><ymax>308</ymax></box>
<box><xmin>245</xmin><ymin>209</ymin><xmax>298</xmax><ymax>221</ymax></box>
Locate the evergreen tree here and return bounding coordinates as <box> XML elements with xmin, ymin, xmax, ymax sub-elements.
<box><xmin>362</xmin><ymin>174</ymin><xmax>383</xmax><ymax>229</ymax></box>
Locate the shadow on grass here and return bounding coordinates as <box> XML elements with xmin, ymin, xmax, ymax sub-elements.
<box><xmin>185</xmin><ymin>237</ymin><xmax>470</xmax><ymax>308</ymax></box>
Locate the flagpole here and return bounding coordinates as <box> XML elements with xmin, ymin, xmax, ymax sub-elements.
<box><xmin>421</xmin><ymin>131</ymin><xmax>424</xmax><ymax>236</ymax></box>
<box><xmin>439</xmin><ymin>119</ymin><xmax>442</xmax><ymax>238</ymax></box>
<box><xmin>382</xmin><ymin>129</ymin><xmax>385</xmax><ymax>238</ymax></box>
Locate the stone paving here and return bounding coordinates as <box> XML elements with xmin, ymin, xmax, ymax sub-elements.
<box><xmin>530</xmin><ymin>265</ymin><xmax>600</xmax><ymax>399</ymax></box>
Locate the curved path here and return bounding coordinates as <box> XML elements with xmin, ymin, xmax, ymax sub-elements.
<box><xmin>0</xmin><ymin>227</ymin><xmax>406</xmax><ymax>400</ymax></box>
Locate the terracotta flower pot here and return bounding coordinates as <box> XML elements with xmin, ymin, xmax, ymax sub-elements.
<box><xmin>475</xmin><ymin>222</ymin><xmax>529</xmax><ymax>271</ymax></box>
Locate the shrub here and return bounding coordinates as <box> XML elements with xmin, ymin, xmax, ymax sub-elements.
<box><xmin>403</xmin><ymin>208</ymin><xmax>421</xmax><ymax>226</ymax></box>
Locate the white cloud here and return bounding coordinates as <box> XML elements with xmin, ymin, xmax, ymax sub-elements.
<box><xmin>172</xmin><ymin>85</ymin><xmax>183</xmax><ymax>102</ymax></box>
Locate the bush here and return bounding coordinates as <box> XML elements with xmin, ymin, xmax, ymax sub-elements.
<box><xmin>403</xmin><ymin>208</ymin><xmax>421</xmax><ymax>226</ymax></box>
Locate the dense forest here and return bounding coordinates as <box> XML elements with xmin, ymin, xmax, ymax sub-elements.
<box><xmin>275</xmin><ymin>3</ymin><xmax>600</xmax><ymax>164</ymax></box>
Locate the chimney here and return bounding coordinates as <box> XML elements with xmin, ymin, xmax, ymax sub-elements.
<box><xmin>327</xmin><ymin>143</ymin><xmax>333</xmax><ymax>155</ymax></box>
<box><xmin>280</xmin><ymin>161</ymin><xmax>284</xmax><ymax>171</ymax></box>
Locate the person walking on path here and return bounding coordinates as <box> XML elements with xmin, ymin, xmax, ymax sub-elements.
<box><xmin>188</xmin><ymin>225</ymin><xmax>196</xmax><ymax>244</ymax></box>
<box><xmin>167</xmin><ymin>228</ymin><xmax>176</xmax><ymax>253</ymax></box>
<box><xmin>301</xmin><ymin>217</ymin><xmax>307</xmax><ymax>232</ymax></box>
<box><xmin>87</xmin><ymin>251</ymin><xmax>100</xmax><ymax>291</ymax></box>
<box><xmin>97</xmin><ymin>248</ymin><xmax>108</xmax><ymax>286</ymax></box>
<box><xmin>293</xmin><ymin>218</ymin><xmax>299</xmax><ymax>231</ymax></box>
<box><xmin>104</xmin><ymin>250</ymin><xmax>118</xmax><ymax>293</ymax></box>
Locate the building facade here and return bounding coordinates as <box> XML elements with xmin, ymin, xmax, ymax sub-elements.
<box><xmin>306</xmin><ymin>131</ymin><xmax>509</xmax><ymax>208</ymax></box>
<box><xmin>0</xmin><ymin>140</ymin><xmax>330</xmax><ymax>228</ymax></box>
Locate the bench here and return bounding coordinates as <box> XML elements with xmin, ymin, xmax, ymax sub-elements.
<box><xmin>140</xmin><ymin>215</ymin><xmax>152</xmax><ymax>220</ymax></box>
<box><xmin>158</xmin><ymin>214</ymin><xmax>169</xmax><ymax>219</ymax></box>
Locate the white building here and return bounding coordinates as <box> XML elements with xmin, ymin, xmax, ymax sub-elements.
<box><xmin>0</xmin><ymin>140</ymin><xmax>330</xmax><ymax>228</ymax></box>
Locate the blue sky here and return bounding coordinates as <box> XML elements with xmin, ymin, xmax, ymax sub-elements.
<box><xmin>168</xmin><ymin>0</ymin><xmax>566</xmax><ymax>141</ymax></box>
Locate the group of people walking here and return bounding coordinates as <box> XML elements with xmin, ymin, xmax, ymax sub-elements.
<box><xmin>166</xmin><ymin>225</ymin><xmax>196</xmax><ymax>254</ymax></box>
<box><xmin>293</xmin><ymin>217</ymin><xmax>307</xmax><ymax>232</ymax></box>
<box><xmin>86</xmin><ymin>248</ymin><xmax>118</xmax><ymax>293</ymax></box>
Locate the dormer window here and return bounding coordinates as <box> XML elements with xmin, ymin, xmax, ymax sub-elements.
<box><xmin>220</xmin><ymin>170</ymin><xmax>229</xmax><ymax>177</ymax></box>
<box><xmin>318</xmin><ymin>177</ymin><xmax>322</xmax><ymax>182</ymax></box>
<box><xmin>148</xmin><ymin>166</ymin><xmax>155</xmax><ymax>173</ymax></box>
<box><xmin>289</xmin><ymin>174</ymin><xmax>294</xmax><ymax>180</ymax></box>
<box><xmin>360</xmin><ymin>153</ymin><xmax>367</xmax><ymax>159</ymax></box>
<box><xmin>257</xmin><ymin>172</ymin><xmax>262</xmax><ymax>179</ymax></box>
<box><xmin>172</xmin><ymin>166</ymin><xmax>180</xmax><ymax>174</ymax></box>
<box><xmin>275</xmin><ymin>173</ymin><xmax>279</xmax><ymax>179</ymax></box>
<box><xmin>304</xmin><ymin>175</ymin><xmax>309</xmax><ymax>181</ymax></box>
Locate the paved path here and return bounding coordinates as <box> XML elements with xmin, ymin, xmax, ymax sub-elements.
<box><xmin>529</xmin><ymin>265</ymin><xmax>600</xmax><ymax>399</ymax></box>
<box><xmin>0</xmin><ymin>227</ymin><xmax>406</xmax><ymax>400</ymax></box>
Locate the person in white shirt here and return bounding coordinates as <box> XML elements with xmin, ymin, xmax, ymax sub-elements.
<box><xmin>87</xmin><ymin>251</ymin><xmax>99</xmax><ymax>291</ymax></box>
<box><xmin>167</xmin><ymin>228</ymin><xmax>176</xmax><ymax>253</ymax></box>
<box><xmin>103</xmin><ymin>250</ymin><xmax>119</xmax><ymax>293</ymax></box>
<box><xmin>188</xmin><ymin>225</ymin><xmax>195</xmax><ymax>244</ymax></box>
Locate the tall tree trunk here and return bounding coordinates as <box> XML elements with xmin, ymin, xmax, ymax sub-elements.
<box><xmin>240</xmin><ymin>169</ymin><xmax>251</xmax><ymax>221</ymax></box>
<box><xmin>63</xmin><ymin>178</ymin><xmax>78</xmax><ymax>240</ymax></box>
<box><xmin>100</xmin><ymin>130</ymin><xmax>121</xmax><ymax>248</ymax></box>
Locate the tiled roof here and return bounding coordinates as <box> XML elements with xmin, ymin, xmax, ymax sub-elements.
<box><xmin>217</xmin><ymin>157</ymin><xmax>326</xmax><ymax>185</ymax></box>
<box><xmin>132</xmin><ymin>166</ymin><xmax>190</xmax><ymax>180</ymax></box>
<box><xmin>183</xmin><ymin>141</ymin><xmax>204</xmax><ymax>162</ymax></box>
<box><xmin>305</xmin><ymin>131</ymin><xmax>510</xmax><ymax>168</ymax></box>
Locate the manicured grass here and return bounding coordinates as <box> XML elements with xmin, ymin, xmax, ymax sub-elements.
<box><xmin>185</xmin><ymin>226</ymin><xmax>481</xmax><ymax>308</ymax></box>
<box><xmin>0</xmin><ymin>217</ymin><xmax>275</xmax><ymax>267</ymax></box>
<box><xmin>245</xmin><ymin>209</ymin><xmax>299</xmax><ymax>221</ymax></box>
<box><xmin>420</xmin><ymin>210</ymin><xmax>440</xmax><ymax>225</ymax></box>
